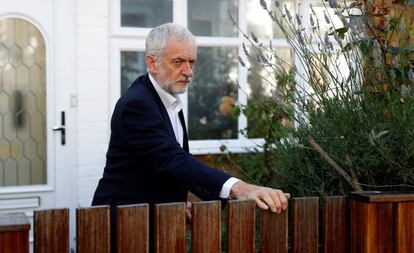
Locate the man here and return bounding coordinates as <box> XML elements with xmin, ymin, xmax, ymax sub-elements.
<box><xmin>92</xmin><ymin>22</ymin><xmax>290</xmax><ymax>250</ymax></box>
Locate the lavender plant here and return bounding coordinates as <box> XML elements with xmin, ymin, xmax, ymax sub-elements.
<box><xmin>225</xmin><ymin>0</ymin><xmax>414</xmax><ymax>196</ymax></box>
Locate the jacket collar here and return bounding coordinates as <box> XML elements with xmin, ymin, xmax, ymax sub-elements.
<box><xmin>141</xmin><ymin>74</ymin><xmax>176</xmax><ymax>138</ymax></box>
<box><xmin>148</xmin><ymin>74</ymin><xmax>183</xmax><ymax>113</ymax></box>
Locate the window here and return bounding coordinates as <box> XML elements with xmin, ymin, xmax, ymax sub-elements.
<box><xmin>110</xmin><ymin>0</ymin><xmax>319</xmax><ymax>154</ymax></box>
<box><xmin>121</xmin><ymin>0</ymin><xmax>172</xmax><ymax>28</ymax></box>
<box><xmin>188</xmin><ymin>0</ymin><xmax>238</xmax><ymax>37</ymax></box>
<box><xmin>246</xmin><ymin>46</ymin><xmax>293</xmax><ymax>138</ymax></box>
<box><xmin>246</xmin><ymin>0</ymin><xmax>293</xmax><ymax>39</ymax></box>
<box><xmin>188</xmin><ymin>46</ymin><xmax>238</xmax><ymax>140</ymax></box>
<box><xmin>121</xmin><ymin>51</ymin><xmax>146</xmax><ymax>94</ymax></box>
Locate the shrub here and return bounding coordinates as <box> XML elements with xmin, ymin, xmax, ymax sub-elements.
<box><xmin>224</xmin><ymin>0</ymin><xmax>414</xmax><ymax>197</ymax></box>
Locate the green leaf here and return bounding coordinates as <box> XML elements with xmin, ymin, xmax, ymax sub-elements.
<box><xmin>375</xmin><ymin>130</ymin><xmax>389</xmax><ymax>139</ymax></box>
<box><xmin>332</xmin><ymin>27</ymin><xmax>348</xmax><ymax>40</ymax></box>
<box><xmin>342</xmin><ymin>42</ymin><xmax>354</xmax><ymax>52</ymax></box>
<box><xmin>336</xmin><ymin>27</ymin><xmax>348</xmax><ymax>39</ymax></box>
<box><xmin>401</xmin><ymin>45</ymin><xmax>414</xmax><ymax>53</ymax></box>
<box><xmin>389</xmin><ymin>17</ymin><xmax>401</xmax><ymax>30</ymax></box>
<box><xmin>356</xmin><ymin>38</ymin><xmax>375</xmax><ymax>53</ymax></box>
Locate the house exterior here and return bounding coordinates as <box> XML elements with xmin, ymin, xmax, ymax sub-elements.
<box><xmin>0</xmin><ymin>0</ymin><xmax>331</xmax><ymax>250</ymax></box>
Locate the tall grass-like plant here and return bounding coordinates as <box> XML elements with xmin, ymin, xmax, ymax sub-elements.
<box><xmin>224</xmin><ymin>0</ymin><xmax>414</xmax><ymax>197</ymax></box>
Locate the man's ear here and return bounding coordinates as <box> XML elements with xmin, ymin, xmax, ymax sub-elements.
<box><xmin>145</xmin><ymin>55</ymin><xmax>157</xmax><ymax>75</ymax></box>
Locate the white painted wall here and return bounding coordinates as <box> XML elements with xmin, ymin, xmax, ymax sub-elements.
<box><xmin>76</xmin><ymin>0</ymin><xmax>110</xmax><ymax>207</ymax></box>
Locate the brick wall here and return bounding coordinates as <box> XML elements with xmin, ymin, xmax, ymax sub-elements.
<box><xmin>76</xmin><ymin>0</ymin><xmax>110</xmax><ymax>207</ymax></box>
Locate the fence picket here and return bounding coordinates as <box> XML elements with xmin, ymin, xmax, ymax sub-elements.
<box><xmin>154</xmin><ymin>202</ymin><xmax>186</xmax><ymax>253</ymax></box>
<box><xmin>322</xmin><ymin>196</ymin><xmax>349</xmax><ymax>253</ymax></box>
<box><xmin>34</xmin><ymin>208</ymin><xmax>69</xmax><ymax>253</ymax></box>
<box><xmin>351</xmin><ymin>200</ymin><xmax>364</xmax><ymax>253</ymax></box>
<box><xmin>395</xmin><ymin>202</ymin><xmax>414</xmax><ymax>253</ymax></box>
<box><xmin>292</xmin><ymin>197</ymin><xmax>319</xmax><ymax>253</ymax></box>
<box><xmin>227</xmin><ymin>200</ymin><xmax>256</xmax><ymax>253</ymax></box>
<box><xmin>76</xmin><ymin>206</ymin><xmax>110</xmax><ymax>253</ymax></box>
<box><xmin>117</xmin><ymin>204</ymin><xmax>149</xmax><ymax>253</ymax></box>
<box><xmin>191</xmin><ymin>201</ymin><xmax>221</xmax><ymax>253</ymax></box>
<box><xmin>260</xmin><ymin>208</ymin><xmax>288</xmax><ymax>253</ymax></box>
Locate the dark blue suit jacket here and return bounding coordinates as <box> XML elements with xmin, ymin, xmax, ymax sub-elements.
<box><xmin>92</xmin><ymin>74</ymin><xmax>231</xmax><ymax>207</ymax></box>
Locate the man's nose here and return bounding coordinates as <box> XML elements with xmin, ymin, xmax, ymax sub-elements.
<box><xmin>182</xmin><ymin>62</ymin><xmax>193</xmax><ymax>77</ymax></box>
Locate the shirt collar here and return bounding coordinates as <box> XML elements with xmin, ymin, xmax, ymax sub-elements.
<box><xmin>149</xmin><ymin>73</ymin><xmax>183</xmax><ymax>112</ymax></box>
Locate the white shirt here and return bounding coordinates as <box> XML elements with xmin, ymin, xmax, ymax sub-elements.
<box><xmin>149</xmin><ymin>74</ymin><xmax>184</xmax><ymax>147</ymax></box>
<box><xmin>149</xmin><ymin>74</ymin><xmax>239</xmax><ymax>199</ymax></box>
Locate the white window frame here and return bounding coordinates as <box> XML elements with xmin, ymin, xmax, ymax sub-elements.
<box><xmin>110</xmin><ymin>0</ymin><xmax>303</xmax><ymax>154</ymax></box>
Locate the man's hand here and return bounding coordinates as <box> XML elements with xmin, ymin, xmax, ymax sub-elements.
<box><xmin>230</xmin><ymin>181</ymin><xmax>290</xmax><ymax>213</ymax></box>
<box><xmin>186</xmin><ymin>201</ymin><xmax>192</xmax><ymax>224</ymax></box>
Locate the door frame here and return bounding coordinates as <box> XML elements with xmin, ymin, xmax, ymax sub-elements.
<box><xmin>0</xmin><ymin>0</ymin><xmax>77</xmax><ymax>249</ymax></box>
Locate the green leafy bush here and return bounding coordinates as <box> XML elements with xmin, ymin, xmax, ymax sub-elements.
<box><xmin>224</xmin><ymin>0</ymin><xmax>414</xmax><ymax>197</ymax></box>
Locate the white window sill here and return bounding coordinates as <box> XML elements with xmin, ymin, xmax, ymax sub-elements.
<box><xmin>189</xmin><ymin>138</ymin><xmax>264</xmax><ymax>155</ymax></box>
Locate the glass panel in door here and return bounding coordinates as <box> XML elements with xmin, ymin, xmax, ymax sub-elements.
<box><xmin>0</xmin><ymin>17</ymin><xmax>46</xmax><ymax>186</ymax></box>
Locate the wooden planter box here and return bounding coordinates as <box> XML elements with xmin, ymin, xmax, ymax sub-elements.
<box><xmin>0</xmin><ymin>213</ymin><xmax>30</xmax><ymax>253</ymax></box>
<box><xmin>350</xmin><ymin>191</ymin><xmax>414</xmax><ymax>253</ymax></box>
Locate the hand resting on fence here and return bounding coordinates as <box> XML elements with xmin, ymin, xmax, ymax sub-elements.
<box><xmin>185</xmin><ymin>201</ymin><xmax>192</xmax><ymax>223</ymax></box>
<box><xmin>230</xmin><ymin>180</ymin><xmax>290</xmax><ymax>213</ymax></box>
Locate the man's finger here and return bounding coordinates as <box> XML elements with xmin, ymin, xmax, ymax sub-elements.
<box><xmin>254</xmin><ymin>197</ymin><xmax>269</xmax><ymax>210</ymax></box>
<box><xmin>277</xmin><ymin>191</ymin><xmax>289</xmax><ymax>210</ymax></box>
<box><xmin>260</xmin><ymin>192</ymin><xmax>278</xmax><ymax>212</ymax></box>
<box><xmin>265</xmin><ymin>191</ymin><xmax>283</xmax><ymax>213</ymax></box>
<box><xmin>186</xmin><ymin>202</ymin><xmax>192</xmax><ymax>223</ymax></box>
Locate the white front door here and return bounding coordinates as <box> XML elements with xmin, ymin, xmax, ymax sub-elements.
<box><xmin>0</xmin><ymin>0</ymin><xmax>77</xmax><ymax>250</ymax></box>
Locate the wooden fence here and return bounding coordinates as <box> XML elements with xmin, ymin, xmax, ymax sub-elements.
<box><xmin>37</xmin><ymin>196</ymin><xmax>348</xmax><ymax>253</ymax></box>
<box><xmin>2</xmin><ymin>192</ymin><xmax>414</xmax><ymax>253</ymax></box>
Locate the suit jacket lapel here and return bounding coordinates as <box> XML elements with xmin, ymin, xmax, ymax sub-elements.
<box><xmin>142</xmin><ymin>74</ymin><xmax>178</xmax><ymax>144</ymax></box>
<box><xmin>178</xmin><ymin>110</ymin><xmax>189</xmax><ymax>153</ymax></box>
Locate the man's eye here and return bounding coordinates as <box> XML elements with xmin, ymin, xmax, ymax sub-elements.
<box><xmin>173</xmin><ymin>60</ymin><xmax>182</xmax><ymax>65</ymax></box>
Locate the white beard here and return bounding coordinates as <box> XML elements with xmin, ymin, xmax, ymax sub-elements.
<box><xmin>157</xmin><ymin>70</ymin><xmax>192</xmax><ymax>95</ymax></box>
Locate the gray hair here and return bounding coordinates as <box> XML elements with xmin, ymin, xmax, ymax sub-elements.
<box><xmin>145</xmin><ymin>23</ymin><xmax>196</xmax><ymax>58</ymax></box>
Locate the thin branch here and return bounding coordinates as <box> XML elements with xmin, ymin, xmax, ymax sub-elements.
<box><xmin>308</xmin><ymin>137</ymin><xmax>363</xmax><ymax>191</ymax></box>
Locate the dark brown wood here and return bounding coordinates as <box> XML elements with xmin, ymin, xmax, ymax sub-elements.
<box><xmin>0</xmin><ymin>231</ymin><xmax>30</xmax><ymax>253</ymax></box>
<box><xmin>364</xmin><ymin>202</ymin><xmax>394</xmax><ymax>253</ymax></box>
<box><xmin>395</xmin><ymin>202</ymin><xmax>414</xmax><ymax>253</ymax></box>
<box><xmin>351</xmin><ymin>200</ymin><xmax>365</xmax><ymax>253</ymax></box>
<box><xmin>260</xmin><ymin>208</ymin><xmax>288</xmax><ymax>253</ymax></box>
<box><xmin>76</xmin><ymin>205</ymin><xmax>110</xmax><ymax>253</ymax></box>
<box><xmin>154</xmin><ymin>202</ymin><xmax>186</xmax><ymax>253</ymax></box>
<box><xmin>0</xmin><ymin>213</ymin><xmax>30</xmax><ymax>253</ymax></box>
<box><xmin>191</xmin><ymin>201</ymin><xmax>221</xmax><ymax>253</ymax></box>
<box><xmin>291</xmin><ymin>197</ymin><xmax>319</xmax><ymax>253</ymax></box>
<box><xmin>351</xmin><ymin>199</ymin><xmax>394</xmax><ymax>253</ymax></box>
<box><xmin>323</xmin><ymin>196</ymin><xmax>349</xmax><ymax>253</ymax></box>
<box><xmin>117</xmin><ymin>204</ymin><xmax>149</xmax><ymax>253</ymax></box>
<box><xmin>350</xmin><ymin>191</ymin><xmax>414</xmax><ymax>252</ymax></box>
<box><xmin>350</xmin><ymin>191</ymin><xmax>414</xmax><ymax>203</ymax></box>
<box><xmin>34</xmin><ymin>208</ymin><xmax>69</xmax><ymax>253</ymax></box>
<box><xmin>227</xmin><ymin>200</ymin><xmax>256</xmax><ymax>253</ymax></box>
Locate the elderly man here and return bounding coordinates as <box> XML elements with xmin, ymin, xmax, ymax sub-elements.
<box><xmin>92</xmin><ymin>22</ymin><xmax>290</xmax><ymax>251</ymax></box>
